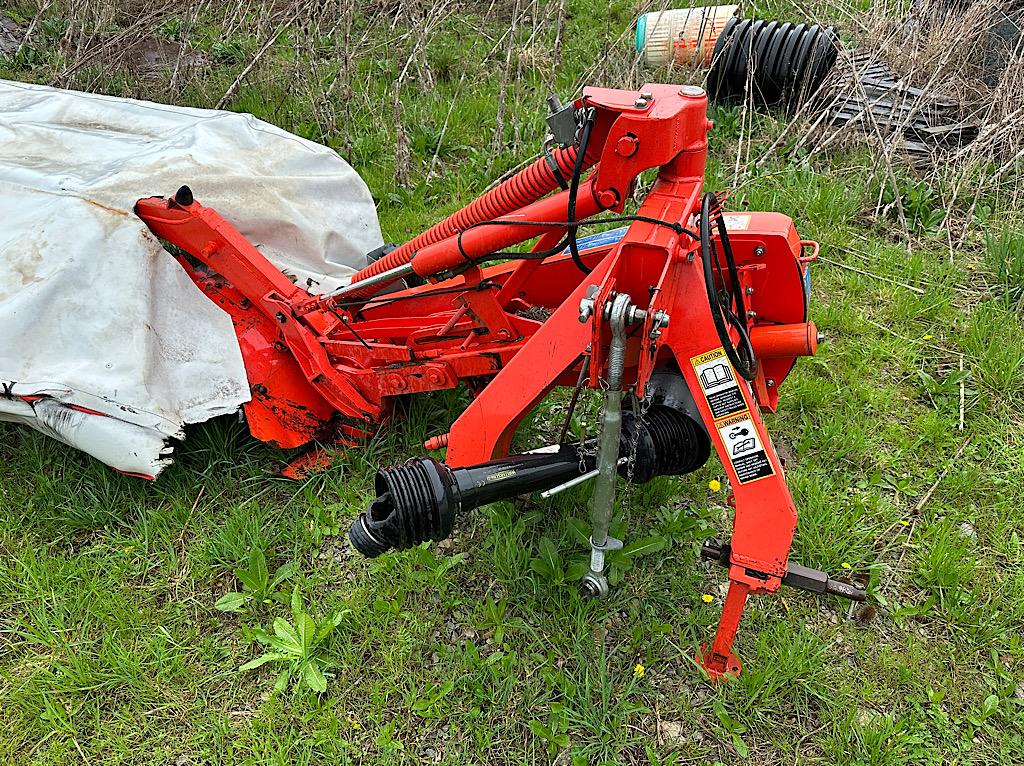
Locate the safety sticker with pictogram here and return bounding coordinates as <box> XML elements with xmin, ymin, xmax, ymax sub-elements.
<box><xmin>690</xmin><ymin>348</ymin><xmax>747</xmax><ymax>420</ymax></box>
<box><xmin>716</xmin><ymin>414</ymin><xmax>775</xmax><ymax>484</ymax></box>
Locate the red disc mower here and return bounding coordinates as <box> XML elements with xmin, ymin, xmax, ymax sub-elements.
<box><xmin>135</xmin><ymin>83</ymin><xmax>864</xmax><ymax>680</ymax></box>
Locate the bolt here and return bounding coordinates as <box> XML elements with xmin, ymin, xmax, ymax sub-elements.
<box><xmin>427</xmin><ymin>369</ymin><xmax>445</xmax><ymax>385</ymax></box>
<box><xmin>596</xmin><ymin>188</ymin><xmax>619</xmax><ymax>208</ymax></box>
<box><xmin>579</xmin><ymin>573</ymin><xmax>608</xmax><ymax>598</ymax></box>
<box><xmin>754</xmin><ymin>246</ymin><xmax>766</xmax><ymax>258</ymax></box>
<box><xmin>633</xmin><ymin>98</ymin><xmax>648</xmax><ymax>108</ymax></box>
<box><xmin>747</xmin><ymin>310</ymin><xmax>757</xmax><ymax>320</ymax></box>
<box><xmin>744</xmin><ymin>286</ymin><xmax>754</xmax><ymax>295</ymax></box>
<box><xmin>767</xmin><ymin>379</ymin><xmax>775</xmax><ymax>388</ymax></box>
<box><xmin>251</xmin><ymin>383</ymin><xmax>268</xmax><ymax>396</ymax></box>
<box><xmin>679</xmin><ymin>85</ymin><xmax>705</xmax><ymax>97</ymax></box>
<box><xmin>579</xmin><ymin>298</ymin><xmax>595</xmax><ymax>323</ymax></box>
<box><xmin>615</xmin><ymin>134</ymin><xmax>639</xmax><ymax>158</ymax></box>
<box><xmin>275</xmin><ymin>312</ymin><xmax>287</xmax><ymax>323</ymax></box>
<box><xmin>640</xmin><ymin>90</ymin><xmax>653</xmax><ymax>100</ymax></box>
<box><xmin>497</xmin><ymin>328</ymin><xmax>511</xmax><ymax>339</ymax></box>
<box><xmin>649</xmin><ymin>309</ymin><xmax>670</xmax><ymax>340</ymax></box>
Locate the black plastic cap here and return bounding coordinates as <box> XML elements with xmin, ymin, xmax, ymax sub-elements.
<box><xmin>348</xmin><ymin>515</ymin><xmax>390</xmax><ymax>558</ymax></box>
<box><xmin>174</xmin><ymin>185</ymin><xmax>194</xmax><ymax>206</ymax></box>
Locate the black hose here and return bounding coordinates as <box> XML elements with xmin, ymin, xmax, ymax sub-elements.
<box><xmin>458</xmin><ymin>215</ymin><xmax>696</xmax><ymax>266</ymax></box>
<box><xmin>699</xmin><ymin>193</ymin><xmax>757</xmax><ymax>381</ymax></box>
<box><xmin>567</xmin><ymin>109</ymin><xmax>597</xmax><ymax>275</ymax></box>
<box><xmin>708</xmin><ymin>18</ymin><xmax>839</xmax><ymax>106</ymax></box>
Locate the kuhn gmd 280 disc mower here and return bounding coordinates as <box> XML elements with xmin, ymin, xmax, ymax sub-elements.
<box><xmin>135</xmin><ymin>83</ymin><xmax>864</xmax><ymax>679</ymax></box>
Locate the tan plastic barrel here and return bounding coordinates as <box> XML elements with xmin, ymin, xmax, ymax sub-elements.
<box><xmin>636</xmin><ymin>6</ymin><xmax>739</xmax><ymax>68</ymax></box>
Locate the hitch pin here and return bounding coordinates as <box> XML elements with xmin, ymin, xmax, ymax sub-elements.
<box><xmin>540</xmin><ymin>457</ymin><xmax>627</xmax><ymax>499</ymax></box>
<box><xmin>700</xmin><ymin>538</ymin><xmax>867</xmax><ymax>602</ymax></box>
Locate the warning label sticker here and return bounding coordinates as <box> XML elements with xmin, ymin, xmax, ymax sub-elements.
<box><xmin>690</xmin><ymin>348</ymin><xmax>747</xmax><ymax>420</ymax></box>
<box><xmin>716</xmin><ymin>414</ymin><xmax>775</xmax><ymax>484</ymax></box>
<box><xmin>722</xmin><ymin>214</ymin><xmax>751</xmax><ymax>231</ymax></box>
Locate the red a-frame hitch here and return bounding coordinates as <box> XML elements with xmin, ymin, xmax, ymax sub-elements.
<box><xmin>136</xmin><ymin>83</ymin><xmax>864</xmax><ymax>679</ymax></box>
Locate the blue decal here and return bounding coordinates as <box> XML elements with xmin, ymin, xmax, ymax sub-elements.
<box><xmin>563</xmin><ymin>226</ymin><xmax>629</xmax><ymax>255</ymax></box>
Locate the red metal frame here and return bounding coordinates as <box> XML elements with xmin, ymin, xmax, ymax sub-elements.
<box><xmin>136</xmin><ymin>83</ymin><xmax>820</xmax><ymax>679</ymax></box>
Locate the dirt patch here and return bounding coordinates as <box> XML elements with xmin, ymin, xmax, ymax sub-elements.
<box><xmin>123</xmin><ymin>36</ymin><xmax>208</xmax><ymax>78</ymax></box>
<box><xmin>1</xmin><ymin>16</ymin><xmax>24</xmax><ymax>58</ymax></box>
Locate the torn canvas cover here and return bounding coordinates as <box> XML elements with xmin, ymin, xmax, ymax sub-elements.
<box><xmin>0</xmin><ymin>80</ymin><xmax>384</xmax><ymax>477</ymax></box>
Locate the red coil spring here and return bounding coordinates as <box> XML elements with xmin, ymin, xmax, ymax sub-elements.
<box><xmin>344</xmin><ymin>143</ymin><xmax>598</xmax><ymax>297</ymax></box>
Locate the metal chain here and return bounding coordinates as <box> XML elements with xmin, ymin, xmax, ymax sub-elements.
<box><xmin>621</xmin><ymin>388</ymin><xmax>653</xmax><ymax>521</ymax></box>
<box><xmin>575</xmin><ymin>370</ymin><xmax>618</xmax><ymax>472</ymax></box>
<box><xmin>558</xmin><ymin>356</ymin><xmax>652</xmax><ymax>492</ymax></box>
<box><xmin>572</xmin><ymin>373</ymin><xmax>597</xmax><ymax>473</ymax></box>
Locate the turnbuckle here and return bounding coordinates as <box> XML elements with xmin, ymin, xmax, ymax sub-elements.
<box><xmin>579</xmin><ymin>293</ymin><xmax>642</xmax><ymax>598</ymax></box>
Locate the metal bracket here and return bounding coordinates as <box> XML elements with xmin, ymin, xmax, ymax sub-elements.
<box><xmin>700</xmin><ymin>538</ymin><xmax>867</xmax><ymax>602</ymax></box>
<box><xmin>545</xmin><ymin>94</ymin><xmax>579</xmax><ymax>148</ymax></box>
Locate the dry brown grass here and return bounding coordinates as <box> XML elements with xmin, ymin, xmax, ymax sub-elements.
<box><xmin>740</xmin><ymin>0</ymin><xmax>1024</xmax><ymax>243</ymax></box>
<box><xmin>6</xmin><ymin>0</ymin><xmax>1021</xmax><ymax>239</ymax></box>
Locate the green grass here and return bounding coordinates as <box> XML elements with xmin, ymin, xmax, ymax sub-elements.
<box><xmin>3</xmin><ymin>2</ymin><xmax>1024</xmax><ymax>764</ymax></box>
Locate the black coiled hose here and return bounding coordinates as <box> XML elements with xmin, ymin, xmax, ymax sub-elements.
<box><xmin>700</xmin><ymin>192</ymin><xmax>757</xmax><ymax>381</ymax></box>
<box><xmin>708</xmin><ymin>18</ymin><xmax>840</xmax><ymax>105</ymax></box>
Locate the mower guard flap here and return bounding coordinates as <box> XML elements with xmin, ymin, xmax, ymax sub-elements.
<box><xmin>0</xmin><ymin>80</ymin><xmax>384</xmax><ymax>477</ymax></box>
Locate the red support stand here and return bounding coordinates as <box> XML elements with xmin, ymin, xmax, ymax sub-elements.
<box><xmin>697</xmin><ymin>580</ymin><xmax>749</xmax><ymax>681</ymax></box>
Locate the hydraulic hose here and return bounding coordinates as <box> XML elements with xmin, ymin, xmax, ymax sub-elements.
<box><xmin>700</xmin><ymin>192</ymin><xmax>758</xmax><ymax>381</ymax></box>
<box><xmin>566</xmin><ymin>109</ymin><xmax>597</xmax><ymax>274</ymax></box>
<box><xmin>342</xmin><ymin>142</ymin><xmax>601</xmax><ymax>299</ymax></box>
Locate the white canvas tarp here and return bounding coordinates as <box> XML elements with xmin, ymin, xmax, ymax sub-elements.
<box><xmin>0</xmin><ymin>80</ymin><xmax>384</xmax><ymax>477</ymax></box>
